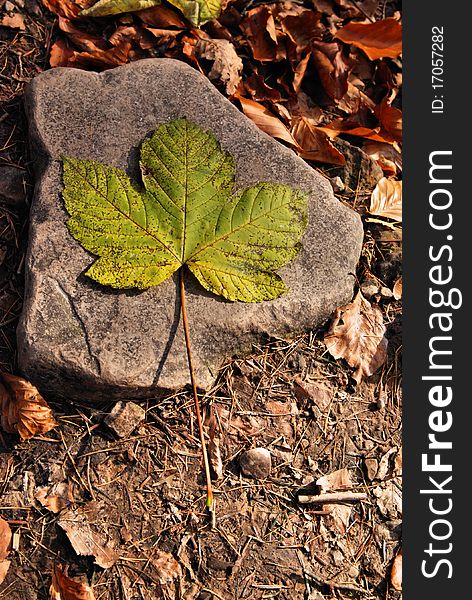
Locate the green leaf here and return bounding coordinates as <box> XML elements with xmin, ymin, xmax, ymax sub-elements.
<box><xmin>63</xmin><ymin>118</ymin><xmax>308</xmax><ymax>302</ymax></box>
<box><xmin>80</xmin><ymin>0</ymin><xmax>161</xmax><ymax>18</ymax></box>
<box><xmin>166</xmin><ymin>0</ymin><xmax>222</xmax><ymax>26</ymax></box>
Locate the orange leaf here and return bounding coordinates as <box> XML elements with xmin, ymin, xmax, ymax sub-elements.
<box><xmin>238</xmin><ymin>96</ymin><xmax>298</xmax><ymax>148</ymax></box>
<box><xmin>50</xmin><ymin>564</ymin><xmax>96</xmax><ymax>600</ymax></box>
<box><xmin>0</xmin><ymin>372</ymin><xmax>58</xmax><ymax>440</ymax></box>
<box><xmin>393</xmin><ymin>276</ymin><xmax>402</xmax><ymax>300</ymax></box>
<box><xmin>324</xmin><ymin>292</ymin><xmax>388</xmax><ymax>383</ymax></box>
<box><xmin>335</xmin><ymin>18</ymin><xmax>402</xmax><ymax>61</ymax></box>
<box><xmin>376</xmin><ymin>96</ymin><xmax>402</xmax><ymax>142</ymax></box>
<box><xmin>291</xmin><ymin>116</ymin><xmax>345</xmax><ymax>165</ymax></box>
<box><xmin>0</xmin><ymin>517</ymin><xmax>12</xmax><ymax>585</ymax></box>
<box><xmin>369</xmin><ymin>177</ymin><xmax>402</xmax><ymax>221</ymax></box>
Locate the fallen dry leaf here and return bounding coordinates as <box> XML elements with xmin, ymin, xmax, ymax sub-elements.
<box><xmin>149</xmin><ymin>548</ymin><xmax>182</xmax><ymax>585</ymax></box>
<box><xmin>40</xmin><ymin>0</ymin><xmax>86</xmax><ymax>19</ymax></box>
<box><xmin>393</xmin><ymin>276</ymin><xmax>402</xmax><ymax>300</ymax></box>
<box><xmin>57</xmin><ymin>503</ymin><xmax>118</xmax><ymax>569</ymax></box>
<box><xmin>311</xmin><ymin>41</ymin><xmax>350</xmax><ymax>100</ymax></box>
<box><xmin>0</xmin><ymin>371</ymin><xmax>58</xmax><ymax>440</ymax></box>
<box><xmin>238</xmin><ymin>96</ymin><xmax>298</xmax><ymax>147</ymax></box>
<box><xmin>138</xmin><ymin>4</ymin><xmax>188</xmax><ymax>27</ymax></box>
<box><xmin>36</xmin><ymin>482</ymin><xmax>74</xmax><ymax>514</ymax></box>
<box><xmin>317</xmin><ymin>468</ymin><xmax>352</xmax><ymax>493</ymax></box>
<box><xmin>50</xmin><ymin>564</ymin><xmax>96</xmax><ymax>600</ymax></box>
<box><xmin>376</xmin><ymin>95</ymin><xmax>402</xmax><ymax>142</ymax></box>
<box><xmin>335</xmin><ymin>18</ymin><xmax>402</xmax><ymax>61</ymax></box>
<box><xmin>291</xmin><ymin>116</ymin><xmax>345</xmax><ymax>164</ymax></box>
<box><xmin>363</xmin><ymin>141</ymin><xmax>402</xmax><ymax>175</ymax></box>
<box><xmin>0</xmin><ymin>13</ymin><xmax>26</xmax><ymax>30</ymax></box>
<box><xmin>0</xmin><ymin>517</ymin><xmax>12</xmax><ymax>585</ymax></box>
<box><xmin>240</xmin><ymin>5</ymin><xmax>282</xmax><ymax>62</ymax></box>
<box><xmin>324</xmin><ymin>291</ymin><xmax>388</xmax><ymax>383</ymax></box>
<box><xmin>196</xmin><ymin>38</ymin><xmax>243</xmax><ymax>96</ymax></box>
<box><xmin>317</xmin><ymin>469</ymin><xmax>353</xmax><ymax>534</ymax></box>
<box><xmin>390</xmin><ymin>548</ymin><xmax>402</xmax><ymax>591</ymax></box>
<box><xmin>369</xmin><ymin>177</ymin><xmax>402</xmax><ymax>221</ymax></box>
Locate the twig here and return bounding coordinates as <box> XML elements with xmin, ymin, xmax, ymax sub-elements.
<box><xmin>298</xmin><ymin>491</ymin><xmax>368</xmax><ymax>504</ymax></box>
<box><xmin>179</xmin><ymin>268</ymin><xmax>214</xmax><ymax>509</ymax></box>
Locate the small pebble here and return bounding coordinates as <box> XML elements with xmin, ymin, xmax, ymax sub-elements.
<box><xmin>104</xmin><ymin>401</ymin><xmax>145</xmax><ymax>438</ymax></box>
<box><xmin>330</xmin><ymin>176</ymin><xmax>345</xmax><ymax>193</ymax></box>
<box><xmin>360</xmin><ymin>280</ymin><xmax>379</xmax><ymax>299</ymax></box>
<box><xmin>380</xmin><ymin>286</ymin><xmax>394</xmax><ymax>300</ymax></box>
<box><xmin>240</xmin><ymin>448</ymin><xmax>271</xmax><ymax>479</ymax></box>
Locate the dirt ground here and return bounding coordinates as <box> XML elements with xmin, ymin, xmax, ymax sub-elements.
<box><xmin>1</xmin><ymin>1</ymin><xmax>402</xmax><ymax>598</ymax></box>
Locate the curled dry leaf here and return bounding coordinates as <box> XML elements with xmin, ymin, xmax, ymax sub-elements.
<box><xmin>390</xmin><ymin>549</ymin><xmax>402</xmax><ymax>591</ymax></box>
<box><xmin>363</xmin><ymin>141</ymin><xmax>402</xmax><ymax>175</ymax></box>
<box><xmin>196</xmin><ymin>38</ymin><xmax>243</xmax><ymax>96</ymax></box>
<box><xmin>0</xmin><ymin>372</ymin><xmax>58</xmax><ymax>440</ymax></box>
<box><xmin>35</xmin><ymin>482</ymin><xmax>74</xmax><ymax>514</ymax></box>
<box><xmin>335</xmin><ymin>18</ymin><xmax>402</xmax><ymax>61</ymax></box>
<box><xmin>238</xmin><ymin>96</ymin><xmax>298</xmax><ymax>148</ymax></box>
<box><xmin>311</xmin><ymin>41</ymin><xmax>350</xmax><ymax>100</ymax></box>
<box><xmin>376</xmin><ymin>96</ymin><xmax>402</xmax><ymax>143</ymax></box>
<box><xmin>0</xmin><ymin>14</ymin><xmax>27</xmax><ymax>30</ymax></box>
<box><xmin>369</xmin><ymin>177</ymin><xmax>402</xmax><ymax>222</ymax></box>
<box><xmin>57</xmin><ymin>504</ymin><xmax>118</xmax><ymax>569</ymax></box>
<box><xmin>393</xmin><ymin>276</ymin><xmax>402</xmax><ymax>300</ymax></box>
<box><xmin>240</xmin><ymin>5</ymin><xmax>281</xmax><ymax>62</ymax></box>
<box><xmin>324</xmin><ymin>291</ymin><xmax>388</xmax><ymax>384</ymax></box>
<box><xmin>50</xmin><ymin>564</ymin><xmax>96</xmax><ymax>600</ymax></box>
<box><xmin>0</xmin><ymin>517</ymin><xmax>12</xmax><ymax>585</ymax></box>
<box><xmin>291</xmin><ymin>116</ymin><xmax>345</xmax><ymax>164</ymax></box>
<box><xmin>317</xmin><ymin>468</ymin><xmax>352</xmax><ymax>493</ymax></box>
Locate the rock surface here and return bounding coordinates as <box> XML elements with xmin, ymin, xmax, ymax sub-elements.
<box><xmin>19</xmin><ymin>59</ymin><xmax>363</xmax><ymax>401</ymax></box>
<box><xmin>240</xmin><ymin>448</ymin><xmax>272</xmax><ymax>479</ymax></box>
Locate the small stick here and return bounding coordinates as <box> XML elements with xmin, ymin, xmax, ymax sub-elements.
<box><xmin>298</xmin><ymin>491</ymin><xmax>368</xmax><ymax>504</ymax></box>
<box><xmin>179</xmin><ymin>268</ymin><xmax>214</xmax><ymax>509</ymax></box>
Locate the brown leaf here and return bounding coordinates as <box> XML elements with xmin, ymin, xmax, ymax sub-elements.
<box><xmin>276</xmin><ymin>6</ymin><xmax>323</xmax><ymax>56</ymax></box>
<box><xmin>390</xmin><ymin>549</ymin><xmax>402</xmax><ymax>591</ymax></box>
<box><xmin>149</xmin><ymin>549</ymin><xmax>182</xmax><ymax>585</ymax></box>
<box><xmin>206</xmin><ymin>414</ymin><xmax>223</xmax><ymax>480</ymax></box>
<box><xmin>245</xmin><ymin>72</ymin><xmax>281</xmax><ymax>102</ymax></box>
<box><xmin>375</xmin><ymin>95</ymin><xmax>402</xmax><ymax>142</ymax></box>
<box><xmin>392</xmin><ymin>276</ymin><xmax>402</xmax><ymax>300</ymax></box>
<box><xmin>36</xmin><ymin>482</ymin><xmax>74</xmax><ymax>514</ymax></box>
<box><xmin>362</xmin><ymin>141</ymin><xmax>402</xmax><ymax>175</ymax></box>
<box><xmin>335</xmin><ymin>18</ymin><xmax>402</xmax><ymax>61</ymax></box>
<box><xmin>0</xmin><ymin>517</ymin><xmax>12</xmax><ymax>561</ymax></box>
<box><xmin>324</xmin><ymin>292</ymin><xmax>388</xmax><ymax>383</ymax></box>
<box><xmin>196</xmin><ymin>38</ymin><xmax>242</xmax><ymax>96</ymax></box>
<box><xmin>0</xmin><ymin>372</ymin><xmax>58</xmax><ymax>440</ymax></box>
<box><xmin>68</xmin><ymin>44</ymin><xmax>132</xmax><ymax>70</ymax></box>
<box><xmin>0</xmin><ymin>517</ymin><xmax>12</xmax><ymax>585</ymax></box>
<box><xmin>138</xmin><ymin>4</ymin><xmax>187</xmax><ymax>28</ymax></box>
<box><xmin>369</xmin><ymin>177</ymin><xmax>402</xmax><ymax>221</ymax></box>
<box><xmin>240</xmin><ymin>6</ymin><xmax>283</xmax><ymax>62</ymax></box>
<box><xmin>237</xmin><ymin>96</ymin><xmax>298</xmax><ymax>147</ymax></box>
<box><xmin>57</xmin><ymin>504</ymin><xmax>118</xmax><ymax>569</ymax></box>
<box><xmin>50</xmin><ymin>564</ymin><xmax>96</xmax><ymax>600</ymax></box>
<box><xmin>317</xmin><ymin>468</ymin><xmax>352</xmax><ymax>493</ymax></box>
<box><xmin>0</xmin><ymin>13</ymin><xmax>26</xmax><ymax>30</ymax></box>
<box><xmin>291</xmin><ymin>116</ymin><xmax>345</xmax><ymax>164</ymax></box>
<box><xmin>311</xmin><ymin>41</ymin><xmax>350</xmax><ymax>100</ymax></box>
<box><xmin>40</xmin><ymin>0</ymin><xmax>87</xmax><ymax>19</ymax></box>
<box><xmin>50</xmin><ymin>39</ymin><xmax>75</xmax><ymax>68</ymax></box>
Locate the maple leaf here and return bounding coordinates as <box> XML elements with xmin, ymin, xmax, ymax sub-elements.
<box><xmin>62</xmin><ymin>118</ymin><xmax>308</xmax><ymax>303</ymax></box>
<box><xmin>50</xmin><ymin>564</ymin><xmax>96</xmax><ymax>600</ymax></box>
<box><xmin>324</xmin><ymin>291</ymin><xmax>388</xmax><ymax>383</ymax></box>
<box><xmin>0</xmin><ymin>372</ymin><xmax>58</xmax><ymax>440</ymax></box>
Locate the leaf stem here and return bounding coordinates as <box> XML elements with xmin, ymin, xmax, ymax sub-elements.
<box><xmin>179</xmin><ymin>268</ymin><xmax>214</xmax><ymax>509</ymax></box>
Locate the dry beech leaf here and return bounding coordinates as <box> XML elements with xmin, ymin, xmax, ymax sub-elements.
<box><xmin>240</xmin><ymin>5</ymin><xmax>281</xmax><ymax>62</ymax></box>
<box><xmin>324</xmin><ymin>291</ymin><xmax>388</xmax><ymax>384</ymax></box>
<box><xmin>196</xmin><ymin>38</ymin><xmax>243</xmax><ymax>96</ymax></box>
<box><xmin>317</xmin><ymin>468</ymin><xmax>352</xmax><ymax>493</ymax></box>
<box><xmin>390</xmin><ymin>549</ymin><xmax>402</xmax><ymax>591</ymax></box>
<box><xmin>36</xmin><ymin>482</ymin><xmax>74</xmax><ymax>514</ymax></box>
<box><xmin>335</xmin><ymin>18</ymin><xmax>402</xmax><ymax>61</ymax></box>
<box><xmin>369</xmin><ymin>177</ymin><xmax>402</xmax><ymax>222</ymax></box>
<box><xmin>57</xmin><ymin>504</ymin><xmax>118</xmax><ymax>569</ymax></box>
<box><xmin>317</xmin><ymin>469</ymin><xmax>353</xmax><ymax>535</ymax></box>
<box><xmin>0</xmin><ymin>14</ymin><xmax>27</xmax><ymax>30</ymax></box>
<box><xmin>0</xmin><ymin>372</ymin><xmax>58</xmax><ymax>440</ymax></box>
<box><xmin>376</xmin><ymin>96</ymin><xmax>402</xmax><ymax>143</ymax></box>
<box><xmin>291</xmin><ymin>116</ymin><xmax>345</xmax><ymax>165</ymax></box>
<box><xmin>363</xmin><ymin>141</ymin><xmax>402</xmax><ymax>175</ymax></box>
<box><xmin>238</xmin><ymin>96</ymin><xmax>298</xmax><ymax>148</ymax></box>
<box><xmin>311</xmin><ymin>41</ymin><xmax>350</xmax><ymax>100</ymax></box>
<box><xmin>393</xmin><ymin>276</ymin><xmax>402</xmax><ymax>300</ymax></box>
<box><xmin>50</xmin><ymin>564</ymin><xmax>96</xmax><ymax>600</ymax></box>
<box><xmin>0</xmin><ymin>517</ymin><xmax>12</xmax><ymax>585</ymax></box>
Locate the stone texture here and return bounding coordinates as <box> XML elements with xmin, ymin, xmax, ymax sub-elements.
<box><xmin>240</xmin><ymin>448</ymin><xmax>272</xmax><ymax>479</ymax></box>
<box><xmin>19</xmin><ymin>59</ymin><xmax>363</xmax><ymax>402</ymax></box>
<box><xmin>332</xmin><ymin>138</ymin><xmax>384</xmax><ymax>193</ymax></box>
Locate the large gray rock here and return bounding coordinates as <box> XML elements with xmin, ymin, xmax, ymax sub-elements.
<box><xmin>19</xmin><ymin>59</ymin><xmax>363</xmax><ymax>402</ymax></box>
